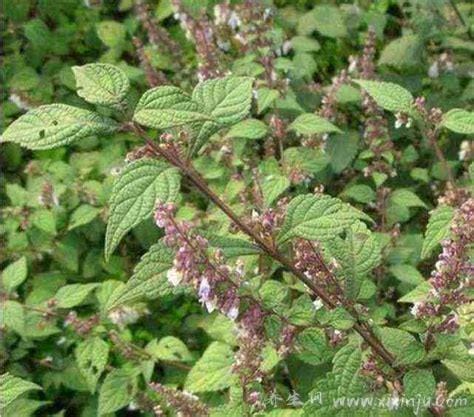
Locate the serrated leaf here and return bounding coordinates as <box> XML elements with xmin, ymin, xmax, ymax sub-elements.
<box><xmin>2</xmin><ymin>257</ymin><xmax>28</xmax><ymax>293</ymax></box>
<box><xmin>68</xmin><ymin>205</ymin><xmax>101</xmax><ymax>231</ymax></box>
<box><xmin>323</xmin><ymin>221</ymin><xmax>381</xmax><ymax>299</ymax></box>
<box><xmin>76</xmin><ymin>337</ymin><xmax>109</xmax><ymax>393</ymax></box>
<box><xmin>105</xmin><ymin>159</ymin><xmax>180</xmax><ymax>260</ymax></box>
<box><xmin>261</xmin><ymin>175</ymin><xmax>290</xmax><ymax>206</ymax></box>
<box><xmin>133</xmin><ymin>86</ymin><xmax>209</xmax><ymax>129</ymax></box>
<box><xmin>421</xmin><ymin>206</ymin><xmax>455</xmax><ymax>259</ymax></box>
<box><xmin>2</xmin><ymin>300</ymin><xmax>26</xmax><ymax>336</ymax></box>
<box><xmin>441</xmin><ymin>109</ymin><xmax>474</xmax><ymax>135</ymax></box>
<box><xmin>226</xmin><ymin>118</ymin><xmax>268</xmax><ymax>139</ymax></box>
<box><xmin>378</xmin><ymin>34</ymin><xmax>423</xmax><ymax>70</ymax></box>
<box><xmin>0</xmin><ymin>373</ymin><xmax>41</xmax><ymax>409</ymax></box>
<box><xmin>442</xmin><ymin>359</ymin><xmax>474</xmax><ymax>383</ymax></box>
<box><xmin>278</xmin><ymin>194</ymin><xmax>361</xmax><ymax>244</ymax></box>
<box><xmin>1</xmin><ymin>104</ymin><xmax>118</xmax><ymax>150</ymax></box>
<box><xmin>295</xmin><ymin>328</ymin><xmax>331</xmax><ymax>365</ymax></box>
<box><xmin>72</xmin><ymin>63</ymin><xmax>130</xmax><ymax>107</ymax></box>
<box><xmin>333</xmin><ymin>343</ymin><xmax>364</xmax><ymax>396</ymax></box>
<box><xmin>389</xmin><ymin>264</ymin><xmax>424</xmax><ymax>285</ymax></box>
<box><xmin>256</xmin><ymin>87</ymin><xmax>279</xmax><ymax>114</ymax></box>
<box><xmin>98</xmin><ymin>368</ymin><xmax>138</xmax><ymax>415</ymax></box>
<box><xmin>326</xmin><ymin>132</ymin><xmax>359</xmax><ymax>173</ymax></box>
<box><xmin>354</xmin><ymin>80</ymin><xmax>413</xmax><ymax>113</ymax></box>
<box><xmin>403</xmin><ymin>369</ymin><xmax>436</xmax><ymax>401</ymax></box>
<box><xmin>192</xmin><ymin>76</ymin><xmax>253</xmax><ymax>126</ymax></box>
<box><xmin>398</xmin><ymin>281</ymin><xmax>433</xmax><ymax>303</ymax></box>
<box><xmin>306</xmin><ymin>5</ymin><xmax>347</xmax><ymax>38</ymax></box>
<box><xmin>390</xmin><ymin>189</ymin><xmax>427</xmax><ymax>208</ymax></box>
<box><xmin>55</xmin><ymin>283</ymin><xmax>99</xmax><ymax>308</ymax></box>
<box><xmin>378</xmin><ymin>327</ymin><xmax>424</xmax><ymax>365</ymax></box>
<box><xmin>96</xmin><ymin>21</ymin><xmax>126</xmax><ymax>49</ymax></box>
<box><xmin>146</xmin><ymin>336</ymin><xmax>193</xmax><ymax>363</ymax></box>
<box><xmin>106</xmin><ymin>242</ymin><xmax>174</xmax><ymax>310</ymax></box>
<box><xmin>185</xmin><ymin>342</ymin><xmax>235</xmax><ymax>393</ymax></box>
<box><xmin>289</xmin><ymin>113</ymin><xmax>341</xmax><ymax>135</ymax></box>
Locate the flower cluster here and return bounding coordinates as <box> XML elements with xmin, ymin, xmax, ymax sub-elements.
<box><xmin>411</xmin><ymin>198</ymin><xmax>473</xmax><ymax>332</ymax></box>
<box><xmin>155</xmin><ymin>202</ymin><xmax>241</xmax><ymax>320</ymax></box>
<box><xmin>150</xmin><ymin>382</ymin><xmax>209</xmax><ymax>417</ymax></box>
<box><xmin>293</xmin><ymin>239</ymin><xmax>341</xmax><ymax>305</ymax></box>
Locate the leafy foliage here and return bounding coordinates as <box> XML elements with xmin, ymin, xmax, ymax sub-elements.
<box><xmin>1</xmin><ymin>1</ymin><xmax>473</xmax><ymax>416</ymax></box>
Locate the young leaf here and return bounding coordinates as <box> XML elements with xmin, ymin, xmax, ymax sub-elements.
<box><xmin>72</xmin><ymin>63</ymin><xmax>130</xmax><ymax>107</ymax></box>
<box><xmin>192</xmin><ymin>76</ymin><xmax>253</xmax><ymax>126</ymax></box>
<box><xmin>378</xmin><ymin>34</ymin><xmax>423</xmax><ymax>70</ymax></box>
<box><xmin>441</xmin><ymin>109</ymin><xmax>474</xmax><ymax>134</ymax></box>
<box><xmin>2</xmin><ymin>257</ymin><xmax>28</xmax><ymax>293</ymax></box>
<box><xmin>226</xmin><ymin>118</ymin><xmax>268</xmax><ymax>140</ymax></box>
<box><xmin>390</xmin><ymin>188</ymin><xmax>427</xmax><ymax>208</ymax></box>
<box><xmin>421</xmin><ymin>206</ymin><xmax>455</xmax><ymax>259</ymax></box>
<box><xmin>76</xmin><ymin>337</ymin><xmax>109</xmax><ymax>393</ymax></box>
<box><xmin>185</xmin><ymin>342</ymin><xmax>235</xmax><ymax>393</ymax></box>
<box><xmin>378</xmin><ymin>327</ymin><xmax>424</xmax><ymax>365</ymax></box>
<box><xmin>105</xmin><ymin>159</ymin><xmax>180</xmax><ymax>260</ymax></box>
<box><xmin>403</xmin><ymin>369</ymin><xmax>436</xmax><ymax>401</ymax></box>
<box><xmin>68</xmin><ymin>205</ymin><xmax>101</xmax><ymax>231</ymax></box>
<box><xmin>55</xmin><ymin>283</ymin><xmax>99</xmax><ymax>308</ymax></box>
<box><xmin>133</xmin><ymin>86</ymin><xmax>209</xmax><ymax>129</ymax></box>
<box><xmin>389</xmin><ymin>264</ymin><xmax>424</xmax><ymax>285</ymax></box>
<box><xmin>261</xmin><ymin>174</ymin><xmax>290</xmax><ymax>206</ymax></box>
<box><xmin>146</xmin><ymin>336</ymin><xmax>193</xmax><ymax>363</ymax></box>
<box><xmin>289</xmin><ymin>113</ymin><xmax>341</xmax><ymax>135</ymax></box>
<box><xmin>277</xmin><ymin>194</ymin><xmax>361</xmax><ymax>244</ymax></box>
<box><xmin>2</xmin><ymin>300</ymin><xmax>26</xmax><ymax>336</ymax></box>
<box><xmin>106</xmin><ymin>242</ymin><xmax>174</xmax><ymax>310</ymax></box>
<box><xmin>98</xmin><ymin>368</ymin><xmax>138</xmax><ymax>415</ymax></box>
<box><xmin>0</xmin><ymin>373</ymin><xmax>41</xmax><ymax>409</ymax></box>
<box><xmin>1</xmin><ymin>104</ymin><xmax>118</xmax><ymax>150</ymax></box>
<box><xmin>353</xmin><ymin>80</ymin><xmax>413</xmax><ymax>113</ymax></box>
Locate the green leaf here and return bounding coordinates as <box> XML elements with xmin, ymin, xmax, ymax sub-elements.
<box><xmin>295</xmin><ymin>328</ymin><xmax>331</xmax><ymax>365</ymax></box>
<box><xmin>105</xmin><ymin>159</ymin><xmax>180</xmax><ymax>260</ymax></box>
<box><xmin>2</xmin><ymin>300</ymin><xmax>26</xmax><ymax>336</ymax></box>
<box><xmin>326</xmin><ymin>132</ymin><xmax>359</xmax><ymax>173</ymax></box>
<box><xmin>390</xmin><ymin>189</ymin><xmax>427</xmax><ymax>208</ymax></box>
<box><xmin>353</xmin><ymin>80</ymin><xmax>413</xmax><ymax>113</ymax></box>
<box><xmin>146</xmin><ymin>336</ymin><xmax>193</xmax><ymax>363</ymax></box>
<box><xmin>1</xmin><ymin>104</ymin><xmax>118</xmax><ymax>150</ymax></box>
<box><xmin>378</xmin><ymin>327</ymin><xmax>424</xmax><ymax>365</ymax></box>
<box><xmin>68</xmin><ymin>205</ymin><xmax>101</xmax><ymax>231</ymax></box>
<box><xmin>133</xmin><ymin>86</ymin><xmax>209</xmax><ymax>129</ymax></box>
<box><xmin>259</xmin><ymin>280</ymin><xmax>288</xmax><ymax>309</ymax></box>
<box><xmin>341</xmin><ymin>184</ymin><xmax>376</xmax><ymax>204</ymax></box>
<box><xmin>442</xmin><ymin>359</ymin><xmax>474</xmax><ymax>383</ymax></box>
<box><xmin>305</xmin><ymin>5</ymin><xmax>347</xmax><ymax>38</ymax></box>
<box><xmin>278</xmin><ymin>194</ymin><xmax>361</xmax><ymax>244</ymax></box>
<box><xmin>0</xmin><ymin>373</ymin><xmax>41</xmax><ymax>409</ymax></box>
<box><xmin>98</xmin><ymin>368</ymin><xmax>138</xmax><ymax>415</ymax></box>
<box><xmin>289</xmin><ymin>113</ymin><xmax>341</xmax><ymax>135</ymax></box>
<box><xmin>106</xmin><ymin>242</ymin><xmax>174</xmax><ymax>310</ymax></box>
<box><xmin>72</xmin><ymin>63</ymin><xmax>130</xmax><ymax>107</ymax></box>
<box><xmin>261</xmin><ymin>175</ymin><xmax>290</xmax><ymax>206</ymax></box>
<box><xmin>3</xmin><ymin>398</ymin><xmax>47</xmax><ymax>417</ymax></box>
<box><xmin>332</xmin><ymin>343</ymin><xmax>364</xmax><ymax>395</ymax></box>
<box><xmin>205</xmin><ymin>235</ymin><xmax>260</xmax><ymax>258</ymax></box>
<box><xmin>378</xmin><ymin>34</ymin><xmax>423</xmax><ymax>70</ymax></box>
<box><xmin>256</xmin><ymin>87</ymin><xmax>279</xmax><ymax>114</ymax></box>
<box><xmin>2</xmin><ymin>257</ymin><xmax>28</xmax><ymax>293</ymax></box>
<box><xmin>398</xmin><ymin>281</ymin><xmax>433</xmax><ymax>303</ymax></box>
<box><xmin>76</xmin><ymin>337</ymin><xmax>109</xmax><ymax>393</ymax></box>
<box><xmin>403</xmin><ymin>369</ymin><xmax>436</xmax><ymax>401</ymax></box>
<box><xmin>96</xmin><ymin>21</ymin><xmax>126</xmax><ymax>49</ymax></box>
<box><xmin>55</xmin><ymin>283</ymin><xmax>98</xmax><ymax>308</ymax></box>
<box><xmin>192</xmin><ymin>76</ymin><xmax>253</xmax><ymax>126</ymax></box>
<box><xmin>30</xmin><ymin>210</ymin><xmax>56</xmax><ymax>235</ymax></box>
<box><xmin>226</xmin><ymin>119</ymin><xmax>268</xmax><ymax>140</ymax></box>
<box><xmin>323</xmin><ymin>221</ymin><xmax>381</xmax><ymax>299</ymax></box>
<box><xmin>185</xmin><ymin>342</ymin><xmax>235</xmax><ymax>393</ymax></box>
<box><xmin>389</xmin><ymin>264</ymin><xmax>425</xmax><ymax>285</ymax></box>
<box><xmin>421</xmin><ymin>206</ymin><xmax>455</xmax><ymax>259</ymax></box>
<box><xmin>441</xmin><ymin>109</ymin><xmax>474</xmax><ymax>135</ymax></box>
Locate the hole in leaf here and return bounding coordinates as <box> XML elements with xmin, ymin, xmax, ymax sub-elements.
<box><xmin>52</xmin><ymin>120</ymin><xmax>58</xmax><ymax>126</ymax></box>
<box><xmin>39</xmin><ymin>130</ymin><xmax>45</xmax><ymax>138</ymax></box>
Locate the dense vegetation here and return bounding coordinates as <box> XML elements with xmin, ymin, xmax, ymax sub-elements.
<box><xmin>1</xmin><ymin>1</ymin><xmax>473</xmax><ymax>416</ymax></box>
